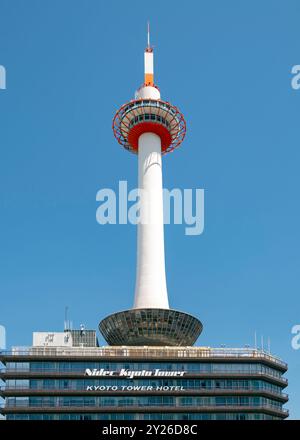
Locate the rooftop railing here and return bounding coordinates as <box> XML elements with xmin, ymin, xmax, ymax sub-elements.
<box><xmin>0</xmin><ymin>347</ymin><xmax>288</xmax><ymax>369</ymax></box>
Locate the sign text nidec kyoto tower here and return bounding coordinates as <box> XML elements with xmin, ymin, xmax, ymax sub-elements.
<box><xmin>99</xmin><ymin>27</ymin><xmax>202</xmax><ymax>346</ymax></box>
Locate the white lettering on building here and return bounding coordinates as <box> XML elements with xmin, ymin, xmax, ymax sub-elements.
<box><xmin>84</xmin><ymin>368</ymin><xmax>185</xmax><ymax>378</ymax></box>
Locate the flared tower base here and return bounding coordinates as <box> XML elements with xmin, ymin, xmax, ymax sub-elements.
<box><xmin>99</xmin><ymin>308</ymin><xmax>203</xmax><ymax>346</ymax></box>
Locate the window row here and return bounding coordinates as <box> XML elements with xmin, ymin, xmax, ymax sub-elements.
<box><xmin>4</xmin><ymin>378</ymin><xmax>283</xmax><ymax>395</ymax></box>
<box><xmin>5</xmin><ymin>362</ymin><xmax>284</xmax><ymax>379</ymax></box>
<box><xmin>6</xmin><ymin>413</ymin><xmax>281</xmax><ymax>421</ymax></box>
<box><xmin>6</xmin><ymin>396</ymin><xmax>283</xmax><ymax>409</ymax></box>
<box><xmin>128</xmin><ymin>113</ymin><xmax>171</xmax><ymax>129</ymax></box>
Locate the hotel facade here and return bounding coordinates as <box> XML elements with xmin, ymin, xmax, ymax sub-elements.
<box><xmin>0</xmin><ymin>331</ymin><xmax>288</xmax><ymax>420</ymax></box>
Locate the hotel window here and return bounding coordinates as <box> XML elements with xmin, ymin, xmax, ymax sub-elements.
<box><xmin>216</xmin><ymin>397</ymin><xmax>226</xmax><ymax>406</ymax></box>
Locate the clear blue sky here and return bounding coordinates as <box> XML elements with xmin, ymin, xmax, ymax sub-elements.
<box><xmin>0</xmin><ymin>0</ymin><xmax>299</xmax><ymax>418</ymax></box>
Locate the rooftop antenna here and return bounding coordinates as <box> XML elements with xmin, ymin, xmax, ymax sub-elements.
<box><xmin>64</xmin><ymin>306</ymin><xmax>69</xmax><ymax>331</ymax></box>
<box><xmin>268</xmin><ymin>336</ymin><xmax>271</xmax><ymax>353</ymax></box>
<box><xmin>254</xmin><ymin>331</ymin><xmax>257</xmax><ymax>350</ymax></box>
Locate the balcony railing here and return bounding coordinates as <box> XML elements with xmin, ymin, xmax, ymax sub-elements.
<box><xmin>0</xmin><ymin>347</ymin><xmax>287</xmax><ymax>369</ymax></box>
<box><xmin>0</xmin><ymin>402</ymin><xmax>289</xmax><ymax>417</ymax></box>
<box><xmin>0</xmin><ymin>386</ymin><xmax>289</xmax><ymax>401</ymax></box>
<box><xmin>0</xmin><ymin>370</ymin><xmax>288</xmax><ymax>385</ymax></box>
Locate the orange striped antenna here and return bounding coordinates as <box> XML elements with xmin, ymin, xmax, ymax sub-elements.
<box><xmin>144</xmin><ymin>21</ymin><xmax>154</xmax><ymax>86</ymax></box>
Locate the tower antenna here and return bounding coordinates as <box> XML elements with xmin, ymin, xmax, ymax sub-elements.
<box><xmin>147</xmin><ymin>21</ymin><xmax>150</xmax><ymax>49</ymax></box>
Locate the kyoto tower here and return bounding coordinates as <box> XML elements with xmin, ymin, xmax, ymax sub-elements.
<box><xmin>99</xmin><ymin>26</ymin><xmax>202</xmax><ymax>346</ymax></box>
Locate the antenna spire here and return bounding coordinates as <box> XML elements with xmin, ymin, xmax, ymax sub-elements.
<box><xmin>144</xmin><ymin>21</ymin><xmax>154</xmax><ymax>86</ymax></box>
<box><xmin>147</xmin><ymin>21</ymin><xmax>150</xmax><ymax>49</ymax></box>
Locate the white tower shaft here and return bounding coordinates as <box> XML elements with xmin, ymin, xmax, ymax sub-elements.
<box><xmin>133</xmin><ymin>132</ymin><xmax>169</xmax><ymax>309</ymax></box>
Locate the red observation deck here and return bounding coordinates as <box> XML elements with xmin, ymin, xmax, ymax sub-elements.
<box><xmin>112</xmin><ymin>98</ymin><xmax>186</xmax><ymax>155</ymax></box>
